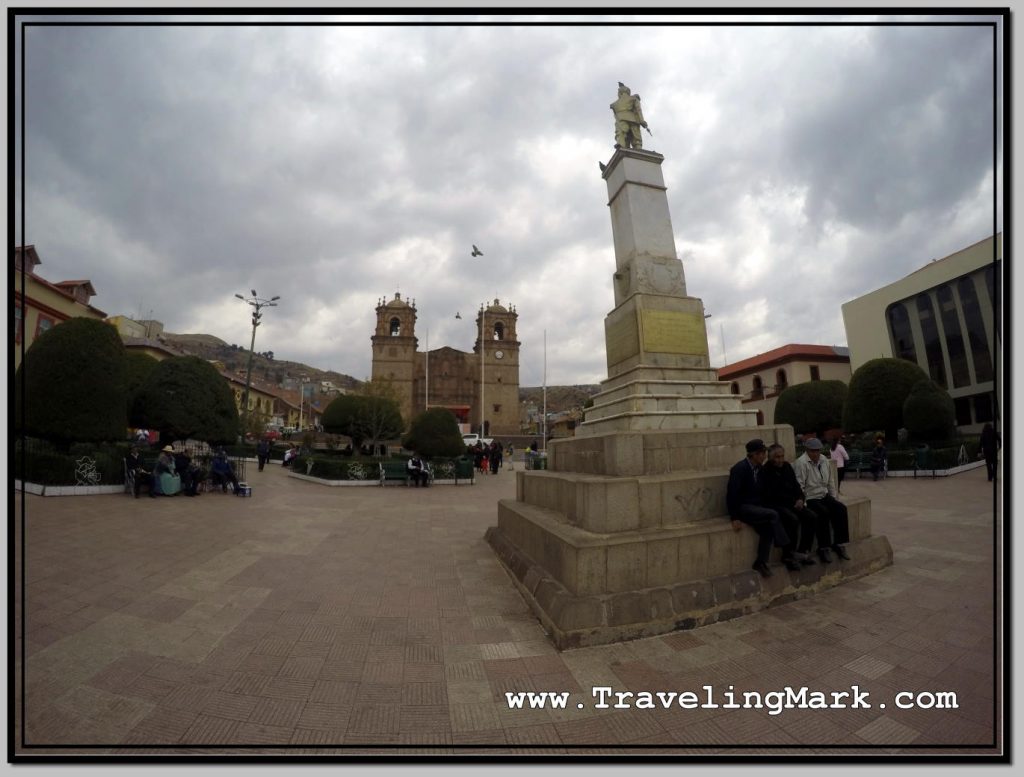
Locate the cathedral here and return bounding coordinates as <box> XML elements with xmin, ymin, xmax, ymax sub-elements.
<box><xmin>370</xmin><ymin>293</ymin><xmax>521</xmax><ymax>437</ymax></box>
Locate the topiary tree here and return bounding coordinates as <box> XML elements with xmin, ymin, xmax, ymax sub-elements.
<box><xmin>773</xmin><ymin>380</ymin><xmax>848</xmax><ymax>437</ymax></box>
<box><xmin>402</xmin><ymin>408</ymin><xmax>466</xmax><ymax>459</ymax></box>
<box><xmin>16</xmin><ymin>317</ymin><xmax>128</xmax><ymax>449</ymax></box>
<box><xmin>133</xmin><ymin>355</ymin><xmax>239</xmax><ymax>445</ymax></box>
<box><xmin>843</xmin><ymin>358</ymin><xmax>930</xmax><ymax>439</ymax></box>
<box><xmin>902</xmin><ymin>379</ymin><xmax>956</xmax><ymax>443</ymax></box>
<box><xmin>358</xmin><ymin>378</ymin><xmax>404</xmax><ymax>452</ymax></box>
<box><xmin>322</xmin><ymin>381</ymin><xmax>404</xmax><ymax>454</ymax></box>
<box><xmin>126</xmin><ymin>351</ymin><xmax>160</xmax><ymax>427</ymax></box>
<box><xmin>322</xmin><ymin>394</ymin><xmax>368</xmax><ymax>447</ymax></box>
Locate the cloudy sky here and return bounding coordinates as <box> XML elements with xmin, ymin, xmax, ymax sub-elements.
<box><xmin>14</xmin><ymin>10</ymin><xmax>1003</xmax><ymax>386</ymax></box>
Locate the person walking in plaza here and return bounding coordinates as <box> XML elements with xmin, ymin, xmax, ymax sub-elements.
<box><xmin>489</xmin><ymin>441</ymin><xmax>502</xmax><ymax>474</ymax></box>
<box><xmin>794</xmin><ymin>437</ymin><xmax>850</xmax><ymax>563</ymax></box>
<box><xmin>760</xmin><ymin>443</ymin><xmax>818</xmax><ymax>566</ymax></box>
<box><xmin>980</xmin><ymin>422</ymin><xmax>1000</xmax><ymax>482</ymax></box>
<box><xmin>831</xmin><ymin>436</ymin><xmax>850</xmax><ymax>493</ymax></box>
<box><xmin>870</xmin><ymin>435</ymin><xmax>888</xmax><ymax>481</ymax></box>
<box><xmin>726</xmin><ymin>439</ymin><xmax>799</xmax><ymax>578</ymax></box>
<box><xmin>256</xmin><ymin>437</ymin><xmax>271</xmax><ymax>472</ymax></box>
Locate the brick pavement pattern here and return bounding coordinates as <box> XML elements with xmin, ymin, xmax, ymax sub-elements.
<box><xmin>14</xmin><ymin>461</ymin><xmax>1001</xmax><ymax>755</ymax></box>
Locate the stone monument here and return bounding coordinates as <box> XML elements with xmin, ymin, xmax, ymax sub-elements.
<box><xmin>485</xmin><ymin>88</ymin><xmax>893</xmax><ymax>650</ymax></box>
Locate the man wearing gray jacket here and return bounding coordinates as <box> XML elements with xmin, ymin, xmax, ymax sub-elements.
<box><xmin>794</xmin><ymin>438</ymin><xmax>850</xmax><ymax>564</ymax></box>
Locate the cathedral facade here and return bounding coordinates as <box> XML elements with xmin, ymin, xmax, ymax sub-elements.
<box><xmin>370</xmin><ymin>293</ymin><xmax>521</xmax><ymax>437</ymax></box>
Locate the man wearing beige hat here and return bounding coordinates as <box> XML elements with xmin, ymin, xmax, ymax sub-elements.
<box><xmin>794</xmin><ymin>437</ymin><xmax>850</xmax><ymax>563</ymax></box>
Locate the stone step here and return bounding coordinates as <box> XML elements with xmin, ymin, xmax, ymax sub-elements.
<box><xmin>600</xmin><ymin>365</ymin><xmax>722</xmax><ymax>386</ymax></box>
<box><xmin>548</xmin><ymin>426</ymin><xmax>796</xmax><ymax>477</ymax></box>
<box><xmin>585</xmin><ymin>393</ymin><xmax>745</xmax><ymax>421</ymax></box>
<box><xmin>518</xmin><ymin>469</ymin><xmax>731</xmax><ymax>533</ymax></box>
<box><xmin>593</xmin><ymin>379</ymin><xmax>736</xmax><ymax>405</ymax></box>
<box><xmin>494</xmin><ymin>495</ymin><xmax>875</xmax><ymax>598</ymax></box>
<box><xmin>486</xmin><ymin>511</ymin><xmax>891</xmax><ymax>649</ymax></box>
<box><xmin>575</xmin><ymin>408</ymin><xmax>758</xmax><ymax>437</ymax></box>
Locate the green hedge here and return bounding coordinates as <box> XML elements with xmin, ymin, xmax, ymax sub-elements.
<box><xmin>292</xmin><ymin>456</ymin><xmax>379</xmax><ymax>480</ymax></box>
<box><xmin>291</xmin><ymin>455</ymin><xmax>474</xmax><ymax>481</ymax></box>
<box><xmin>15</xmin><ymin>439</ymin><xmax>132</xmax><ymax>485</ymax></box>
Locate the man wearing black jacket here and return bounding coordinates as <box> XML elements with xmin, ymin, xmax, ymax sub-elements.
<box><xmin>726</xmin><ymin>439</ymin><xmax>800</xmax><ymax>577</ymax></box>
<box><xmin>760</xmin><ymin>444</ymin><xmax>818</xmax><ymax>566</ymax></box>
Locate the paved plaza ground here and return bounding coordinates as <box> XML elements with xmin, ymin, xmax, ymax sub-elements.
<box><xmin>14</xmin><ymin>457</ymin><xmax>1002</xmax><ymax>757</ymax></box>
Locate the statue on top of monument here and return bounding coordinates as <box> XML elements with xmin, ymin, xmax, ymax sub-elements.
<box><xmin>610</xmin><ymin>81</ymin><xmax>650</xmax><ymax>150</ymax></box>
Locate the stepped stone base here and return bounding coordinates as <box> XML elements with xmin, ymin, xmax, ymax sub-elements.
<box><xmin>486</xmin><ymin>500</ymin><xmax>893</xmax><ymax>650</ymax></box>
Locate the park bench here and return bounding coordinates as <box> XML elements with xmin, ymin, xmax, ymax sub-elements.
<box><xmin>848</xmin><ymin>449</ymin><xmax>886</xmax><ymax>479</ymax></box>
<box><xmin>379</xmin><ymin>460</ymin><xmax>433</xmax><ymax>487</ymax></box>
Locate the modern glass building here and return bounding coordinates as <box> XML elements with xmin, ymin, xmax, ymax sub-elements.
<box><xmin>842</xmin><ymin>234</ymin><xmax>1001</xmax><ymax>433</ymax></box>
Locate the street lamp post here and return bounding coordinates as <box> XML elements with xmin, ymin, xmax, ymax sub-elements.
<box><xmin>235</xmin><ymin>289</ymin><xmax>280</xmax><ymax>436</ymax></box>
<box><xmin>479</xmin><ymin>303</ymin><xmax>486</xmax><ymax>437</ymax></box>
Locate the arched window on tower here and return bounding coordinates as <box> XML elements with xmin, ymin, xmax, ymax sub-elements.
<box><xmin>390</xmin><ymin>317</ymin><xmax>401</xmax><ymax>336</ymax></box>
<box><xmin>730</xmin><ymin>382</ymin><xmax>740</xmax><ymax>395</ymax></box>
<box><xmin>493</xmin><ymin>321</ymin><xmax>504</xmax><ymax>340</ymax></box>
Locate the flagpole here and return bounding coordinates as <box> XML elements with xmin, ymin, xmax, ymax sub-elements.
<box><xmin>425</xmin><ymin>326</ymin><xmax>429</xmax><ymax>410</ymax></box>
<box><xmin>542</xmin><ymin>328</ymin><xmax>547</xmax><ymax>453</ymax></box>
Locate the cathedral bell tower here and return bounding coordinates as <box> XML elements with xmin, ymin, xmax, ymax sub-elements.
<box><xmin>370</xmin><ymin>292</ymin><xmax>418</xmax><ymax>425</ymax></box>
<box><xmin>473</xmin><ymin>299</ymin><xmax>521</xmax><ymax>437</ymax></box>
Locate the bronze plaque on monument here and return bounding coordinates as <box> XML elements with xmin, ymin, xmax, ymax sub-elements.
<box><xmin>641</xmin><ymin>310</ymin><xmax>708</xmax><ymax>355</ymax></box>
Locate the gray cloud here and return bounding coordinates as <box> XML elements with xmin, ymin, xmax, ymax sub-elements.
<box><xmin>16</xmin><ymin>16</ymin><xmax>1001</xmax><ymax>385</ymax></box>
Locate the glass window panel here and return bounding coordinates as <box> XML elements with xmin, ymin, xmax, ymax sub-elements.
<box><xmin>916</xmin><ymin>293</ymin><xmax>947</xmax><ymax>387</ymax></box>
<box><xmin>973</xmin><ymin>393</ymin><xmax>993</xmax><ymax>423</ymax></box>
<box><xmin>957</xmin><ymin>277</ymin><xmax>992</xmax><ymax>383</ymax></box>
<box><xmin>886</xmin><ymin>302</ymin><xmax>918</xmax><ymax>363</ymax></box>
<box><xmin>936</xmin><ymin>285</ymin><xmax>970</xmax><ymax>388</ymax></box>
<box><xmin>954</xmin><ymin>397</ymin><xmax>972</xmax><ymax>427</ymax></box>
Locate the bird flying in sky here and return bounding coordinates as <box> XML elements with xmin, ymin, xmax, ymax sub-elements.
<box><xmin>471</xmin><ymin>245</ymin><xmax>483</xmax><ymax>257</ymax></box>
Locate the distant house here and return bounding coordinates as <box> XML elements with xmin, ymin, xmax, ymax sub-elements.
<box><xmin>717</xmin><ymin>344</ymin><xmax>852</xmax><ymax>427</ymax></box>
<box><xmin>14</xmin><ymin>245</ymin><xmax>107</xmax><ymax>370</ymax></box>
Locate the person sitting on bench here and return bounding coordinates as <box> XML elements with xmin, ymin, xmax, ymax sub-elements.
<box><xmin>126</xmin><ymin>446</ymin><xmax>150</xmax><ymax>498</ymax></box>
<box><xmin>210</xmin><ymin>448</ymin><xmax>240</xmax><ymax>494</ymax></box>
<box><xmin>407</xmin><ymin>454</ymin><xmax>430</xmax><ymax>487</ymax></box>
<box><xmin>174</xmin><ymin>448</ymin><xmax>204</xmax><ymax>497</ymax></box>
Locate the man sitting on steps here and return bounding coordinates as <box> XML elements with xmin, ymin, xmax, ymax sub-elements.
<box><xmin>794</xmin><ymin>437</ymin><xmax>851</xmax><ymax>563</ymax></box>
<box><xmin>726</xmin><ymin>439</ymin><xmax>801</xmax><ymax>578</ymax></box>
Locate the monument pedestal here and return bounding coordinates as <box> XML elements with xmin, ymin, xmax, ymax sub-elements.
<box><xmin>486</xmin><ymin>146</ymin><xmax>892</xmax><ymax>649</ymax></box>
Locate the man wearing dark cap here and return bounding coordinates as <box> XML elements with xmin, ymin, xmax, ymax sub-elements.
<box><xmin>794</xmin><ymin>437</ymin><xmax>850</xmax><ymax>563</ymax></box>
<box><xmin>726</xmin><ymin>439</ymin><xmax>801</xmax><ymax>578</ymax></box>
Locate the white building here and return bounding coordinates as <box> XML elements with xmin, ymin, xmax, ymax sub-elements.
<box><xmin>842</xmin><ymin>234</ymin><xmax>1001</xmax><ymax>433</ymax></box>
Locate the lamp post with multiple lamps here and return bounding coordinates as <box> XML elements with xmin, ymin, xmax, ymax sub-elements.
<box><xmin>234</xmin><ymin>289</ymin><xmax>280</xmax><ymax>435</ymax></box>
